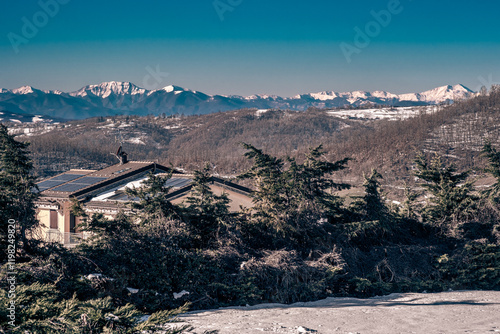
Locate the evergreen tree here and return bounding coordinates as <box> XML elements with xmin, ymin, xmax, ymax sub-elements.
<box><xmin>414</xmin><ymin>152</ymin><xmax>477</xmax><ymax>226</ymax></box>
<box><xmin>400</xmin><ymin>181</ymin><xmax>420</xmax><ymax>219</ymax></box>
<box><xmin>288</xmin><ymin>145</ymin><xmax>350</xmax><ymax>218</ymax></box>
<box><xmin>239</xmin><ymin>143</ymin><xmax>285</xmax><ymax>218</ymax></box>
<box><xmin>482</xmin><ymin>141</ymin><xmax>500</xmax><ymax>203</ymax></box>
<box><xmin>349</xmin><ymin>169</ymin><xmax>388</xmax><ymax>222</ymax></box>
<box><xmin>0</xmin><ymin>124</ymin><xmax>39</xmax><ymax>255</ymax></box>
<box><xmin>126</xmin><ymin>172</ymin><xmax>180</xmax><ymax>226</ymax></box>
<box><xmin>362</xmin><ymin>169</ymin><xmax>386</xmax><ymax>220</ymax></box>
<box><xmin>0</xmin><ymin>282</ymin><xmax>192</xmax><ymax>333</ymax></box>
<box><xmin>239</xmin><ymin>144</ymin><xmax>350</xmax><ymax>245</ymax></box>
<box><xmin>183</xmin><ymin>164</ymin><xmax>231</xmax><ymax>247</ymax></box>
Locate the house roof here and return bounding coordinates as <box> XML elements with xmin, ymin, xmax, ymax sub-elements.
<box><xmin>36</xmin><ymin>161</ymin><xmax>254</xmax><ymax>211</ymax></box>
<box><xmin>36</xmin><ymin>161</ymin><xmax>177</xmax><ymax>199</ymax></box>
<box><xmin>86</xmin><ymin>174</ymin><xmax>253</xmax><ymax>210</ymax></box>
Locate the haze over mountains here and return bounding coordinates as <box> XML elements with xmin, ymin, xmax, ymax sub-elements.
<box><xmin>0</xmin><ymin>81</ymin><xmax>476</xmax><ymax>120</ymax></box>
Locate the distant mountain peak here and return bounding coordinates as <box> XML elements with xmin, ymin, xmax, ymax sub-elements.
<box><xmin>159</xmin><ymin>85</ymin><xmax>189</xmax><ymax>93</ymax></box>
<box><xmin>162</xmin><ymin>85</ymin><xmax>176</xmax><ymax>93</ymax></box>
<box><xmin>453</xmin><ymin>84</ymin><xmax>474</xmax><ymax>92</ymax></box>
<box><xmin>12</xmin><ymin>85</ymin><xmax>37</xmax><ymax>94</ymax></box>
<box><xmin>91</xmin><ymin>81</ymin><xmax>143</xmax><ymax>91</ymax></box>
<box><xmin>415</xmin><ymin>84</ymin><xmax>476</xmax><ymax>103</ymax></box>
<box><xmin>71</xmin><ymin>81</ymin><xmax>147</xmax><ymax>98</ymax></box>
<box><xmin>0</xmin><ymin>82</ymin><xmax>478</xmax><ymax>120</ymax></box>
<box><xmin>43</xmin><ymin>89</ymin><xmax>63</xmax><ymax>95</ymax></box>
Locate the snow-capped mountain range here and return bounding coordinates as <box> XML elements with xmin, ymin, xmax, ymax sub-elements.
<box><xmin>0</xmin><ymin>82</ymin><xmax>476</xmax><ymax>120</ymax></box>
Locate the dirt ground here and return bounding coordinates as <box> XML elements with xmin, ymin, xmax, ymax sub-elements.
<box><xmin>178</xmin><ymin>290</ymin><xmax>500</xmax><ymax>334</ymax></box>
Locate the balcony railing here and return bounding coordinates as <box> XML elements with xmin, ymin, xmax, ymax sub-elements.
<box><xmin>45</xmin><ymin>229</ymin><xmax>89</xmax><ymax>247</ymax></box>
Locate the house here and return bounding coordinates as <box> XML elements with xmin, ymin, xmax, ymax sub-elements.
<box><xmin>35</xmin><ymin>150</ymin><xmax>253</xmax><ymax>247</ymax></box>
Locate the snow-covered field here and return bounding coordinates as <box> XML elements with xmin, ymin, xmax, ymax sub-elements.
<box><xmin>327</xmin><ymin>106</ymin><xmax>440</xmax><ymax>121</ymax></box>
<box><xmin>179</xmin><ymin>290</ymin><xmax>500</xmax><ymax>334</ymax></box>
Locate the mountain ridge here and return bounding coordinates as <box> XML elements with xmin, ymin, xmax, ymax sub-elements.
<box><xmin>0</xmin><ymin>82</ymin><xmax>477</xmax><ymax>120</ymax></box>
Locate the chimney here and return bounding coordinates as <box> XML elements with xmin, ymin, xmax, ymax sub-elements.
<box><xmin>114</xmin><ymin>145</ymin><xmax>128</xmax><ymax>165</ymax></box>
<box><xmin>120</xmin><ymin>151</ymin><xmax>128</xmax><ymax>165</ymax></box>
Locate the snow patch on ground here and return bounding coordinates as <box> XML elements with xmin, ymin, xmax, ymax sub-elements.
<box><xmin>173</xmin><ymin>290</ymin><xmax>190</xmax><ymax>299</ymax></box>
<box><xmin>127</xmin><ymin>287</ymin><xmax>139</xmax><ymax>294</ymax></box>
<box><xmin>125</xmin><ymin>137</ymin><xmax>146</xmax><ymax>145</ymax></box>
<box><xmin>118</xmin><ymin>122</ymin><xmax>134</xmax><ymax>128</ymax></box>
<box><xmin>97</xmin><ymin>123</ymin><xmax>117</xmax><ymax>129</ymax></box>
<box><xmin>165</xmin><ymin>124</ymin><xmax>182</xmax><ymax>129</ymax></box>
<box><xmin>327</xmin><ymin>106</ymin><xmax>439</xmax><ymax>121</ymax></box>
<box><xmin>180</xmin><ymin>291</ymin><xmax>500</xmax><ymax>334</ymax></box>
<box><xmin>256</xmin><ymin>109</ymin><xmax>269</xmax><ymax>117</ymax></box>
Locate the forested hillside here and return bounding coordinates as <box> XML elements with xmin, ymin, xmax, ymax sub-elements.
<box><xmin>7</xmin><ymin>86</ymin><xmax>500</xmax><ymax>192</ymax></box>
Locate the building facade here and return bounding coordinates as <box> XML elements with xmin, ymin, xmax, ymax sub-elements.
<box><xmin>35</xmin><ymin>160</ymin><xmax>253</xmax><ymax>247</ymax></box>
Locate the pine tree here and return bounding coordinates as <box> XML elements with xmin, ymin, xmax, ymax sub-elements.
<box><xmin>362</xmin><ymin>169</ymin><xmax>386</xmax><ymax>220</ymax></box>
<box><xmin>414</xmin><ymin>152</ymin><xmax>477</xmax><ymax>226</ymax></box>
<box><xmin>239</xmin><ymin>143</ymin><xmax>350</xmax><ymax>244</ymax></box>
<box><xmin>400</xmin><ymin>181</ymin><xmax>420</xmax><ymax>219</ymax></box>
<box><xmin>289</xmin><ymin>145</ymin><xmax>350</xmax><ymax>217</ymax></box>
<box><xmin>0</xmin><ymin>282</ymin><xmax>192</xmax><ymax>333</ymax></box>
<box><xmin>349</xmin><ymin>169</ymin><xmax>388</xmax><ymax>222</ymax></box>
<box><xmin>0</xmin><ymin>124</ymin><xmax>39</xmax><ymax>255</ymax></box>
<box><xmin>183</xmin><ymin>164</ymin><xmax>231</xmax><ymax>247</ymax></box>
<box><xmin>238</xmin><ymin>144</ymin><xmax>287</xmax><ymax>226</ymax></box>
<box><xmin>126</xmin><ymin>172</ymin><xmax>180</xmax><ymax>226</ymax></box>
<box><xmin>482</xmin><ymin>141</ymin><xmax>500</xmax><ymax>203</ymax></box>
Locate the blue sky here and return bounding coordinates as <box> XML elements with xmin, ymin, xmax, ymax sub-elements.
<box><xmin>0</xmin><ymin>0</ymin><xmax>499</xmax><ymax>96</ymax></box>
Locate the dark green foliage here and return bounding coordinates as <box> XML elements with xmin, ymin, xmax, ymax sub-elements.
<box><xmin>414</xmin><ymin>152</ymin><xmax>477</xmax><ymax>227</ymax></box>
<box><xmin>400</xmin><ymin>182</ymin><xmax>420</xmax><ymax>219</ymax></box>
<box><xmin>436</xmin><ymin>243</ymin><xmax>500</xmax><ymax>290</ymax></box>
<box><xmin>0</xmin><ymin>124</ymin><xmax>39</xmax><ymax>255</ymax></box>
<box><xmin>362</xmin><ymin>169</ymin><xmax>386</xmax><ymax>220</ymax></box>
<box><xmin>126</xmin><ymin>172</ymin><xmax>180</xmax><ymax>225</ymax></box>
<box><xmin>77</xmin><ymin>213</ymin><xmax>197</xmax><ymax>299</ymax></box>
<box><xmin>350</xmin><ymin>169</ymin><xmax>388</xmax><ymax>222</ymax></box>
<box><xmin>239</xmin><ymin>143</ymin><xmax>350</xmax><ymax>248</ymax></box>
<box><xmin>182</xmin><ymin>164</ymin><xmax>232</xmax><ymax>248</ymax></box>
<box><xmin>0</xmin><ymin>282</ymin><xmax>192</xmax><ymax>333</ymax></box>
<box><xmin>482</xmin><ymin>141</ymin><xmax>500</xmax><ymax>202</ymax></box>
<box><xmin>239</xmin><ymin>143</ymin><xmax>286</xmax><ymax>225</ymax></box>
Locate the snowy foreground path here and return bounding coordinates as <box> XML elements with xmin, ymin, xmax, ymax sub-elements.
<box><xmin>178</xmin><ymin>291</ymin><xmax>500</xmax><ymax>334</ymax></box>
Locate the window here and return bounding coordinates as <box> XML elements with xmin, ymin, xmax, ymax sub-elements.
<box><xmin>70</xmin><ymin>214</ymin><xmax>76</xmax><ymax>233</ymax></box>
<box><xmin>50</xmin><ymin>210</ymin><xmax>58</xmax><ymax>229</ymax></box>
